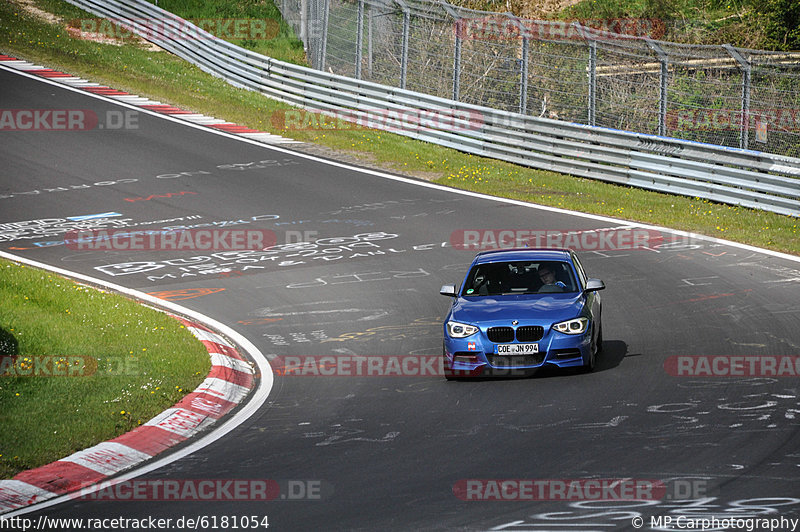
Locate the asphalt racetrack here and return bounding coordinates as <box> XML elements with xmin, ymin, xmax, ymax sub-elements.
<box><xmin>2</xmin><ymin>65</ymin><xmax>800</xmax><ymax>531</ymax></box>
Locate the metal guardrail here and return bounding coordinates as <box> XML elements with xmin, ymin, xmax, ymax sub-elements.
<box><xmin>65</xmin><ymin>0</ymin><xmax>800</xmax><ymax>217</ymax></box>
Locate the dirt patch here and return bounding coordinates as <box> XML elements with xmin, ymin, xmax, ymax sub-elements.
<box><xmin>289</xmin><ymin>142</ymin><xmax>447</xmax><ymax>182</ymax></box>
<box><xmin>14</xmin><ymin>0</ymin><xmax>163</xmax><ymax>52</ymax></box>
<box><xmin>519</xmin><ymin>0</ymin><xmax>583</xmax><ymax>19</ymax></box>
<box><xmin>399</xmin><ymin>170</ymin><xmax>445</xmax><ymax>182</ymax></box>
<box><xmin>65</xmin><ymin>21</ymin><xmax>165</xmax><ymax>52</ymax></box>
<box><xmin>16</xmin><ymin>0</ymin><xmax>62</xmax><ymax>25</ymax></box>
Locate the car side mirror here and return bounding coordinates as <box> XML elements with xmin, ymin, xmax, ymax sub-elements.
<box><xmin>440</xmin><ymin>284</ymin><xmax>458</xmax><ymax>297</ymax></box>
<box><xmin>584</xmin><ymin>279</ymin><xmax>605</xmax><ymax>292</ymax></box>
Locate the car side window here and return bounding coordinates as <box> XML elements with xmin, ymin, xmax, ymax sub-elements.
<box><xmin>464</xmin><ymin>265</ymin><xmax>499</xmax><ymax>296</ymax></box>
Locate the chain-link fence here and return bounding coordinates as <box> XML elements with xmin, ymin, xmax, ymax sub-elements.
<box><xmin>279</xmin><ymin>0</ymin><xmax>800</xmax><ymax>158</ymax></box>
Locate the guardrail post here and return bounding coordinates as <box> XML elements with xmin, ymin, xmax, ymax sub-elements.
<box><xmin>395</xmin><ymin>0</ymin><xmax>410</xmax><ymax>90</ymax></box>
<box><xmin>724</xmin><ymin>44</ymin><xmax>752</xmax><ymax>150</ymax></box>
<box><xmin>646</xmin><ymin>39</ymin><xmax>669</xmax><ymax>137</ymax></box>
<box><xmin>356</xmin><ymin>0</ymin><xmax>364</xmax><ymax>79</ymax></box>
<box><xmin>320</xmin><ymin>0</ymin><xmax>330</xmax><ymax>71</ymax></box>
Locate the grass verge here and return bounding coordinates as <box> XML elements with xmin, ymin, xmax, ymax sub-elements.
<box><xmin>1</xmin><ymin>0</ymin><xmax>798</xmax><ymax>258</ymax></box>
<box><xmin>0</xmin><ymin>258</ymin><xmax>211</xmax><ymax>479</ymax></box>
<box><xmin>147</xmin><ymin>0</ymin><xmax>307</xmax><ymax>63</ymax></box>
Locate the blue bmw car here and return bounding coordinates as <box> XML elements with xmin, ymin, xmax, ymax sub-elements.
<box><xmin>440</xmin><ymin>248</ymin><xmax>605</xmax><ymax>379</ymax></box>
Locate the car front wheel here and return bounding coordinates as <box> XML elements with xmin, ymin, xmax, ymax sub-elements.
<box><xmin>582</xmin><ymin>323</ymin><xmax>601</xmax><ymax>373</ymax></box>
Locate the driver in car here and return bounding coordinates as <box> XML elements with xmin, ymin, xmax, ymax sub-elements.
<box><xmin>538</xmin><ymin>264</ymin><xmax>566</xmax><ymax>289</ymax></box>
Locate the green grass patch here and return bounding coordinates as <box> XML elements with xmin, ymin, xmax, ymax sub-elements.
<box><xmin>0</xmin><ymin>258</ymin><xmax>211</xmax><ymax>479</ymax></box>
<box><xmin>1</xmin><ymin>0</ymin><xmax>798</xmax><ymax>258</ymax></box>
<box><xmin>147</xmin><ymin>0</ymin><xmax>307</xmax><ymax>64</ymax></box>
<box><xmin>557</xmin><ymin>0</ymin><xmax>796</xmax><ymax>50</ymax></box>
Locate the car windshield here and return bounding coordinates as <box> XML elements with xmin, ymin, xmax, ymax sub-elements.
<box><xmin>462</xmin><ymin>260</ymin><xmax>578</xmax><ymax>296</ymax></box>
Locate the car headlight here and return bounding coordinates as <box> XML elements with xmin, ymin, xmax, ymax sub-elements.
<box><xmin>553</xmin><ymin>317</ymin><xmax>589</xmax><ymax>335</ymax></box>
<box><xmin>447</xmin><ymin>321</ymin><xmax>479</xmax><ymax>338</ymax></box>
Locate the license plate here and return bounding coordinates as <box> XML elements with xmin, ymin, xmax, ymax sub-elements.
<box><xmin>496</xmin><ymin>343</ymin><xmax>539</xmax><ymax>355</ymax></box>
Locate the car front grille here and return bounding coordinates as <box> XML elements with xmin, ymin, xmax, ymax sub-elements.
<box><xmin>516</xmin><ymin>326</ymin><xmax>544</xmax><ymax>342</ymax></box>
<box><xmin>487</xmin><ymin>325</ymin><xmax>544</xmax><ymax>343</ymax></box>
<box><xmin>487</xmin><ymin>326</ymin><xmax>514</xmax><ymax>343</ymax></box>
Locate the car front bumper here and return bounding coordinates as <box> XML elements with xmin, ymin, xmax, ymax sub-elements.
<box><xmin>443</xmin><ymin>326</ymin><xmax>592</xmax><ymax>376</ymax></box>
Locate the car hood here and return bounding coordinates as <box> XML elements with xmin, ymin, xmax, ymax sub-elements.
<box><xmin>450</xmin><ymin>293</ymin><xmax>585</xmax><ymax>325</ymax></box>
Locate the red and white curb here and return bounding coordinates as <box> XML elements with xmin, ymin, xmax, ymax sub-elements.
<box><xmin>0</xmin><ymin>54</ymin><xmax>301</xmax><ymax>145</ymax></box>
<box><xmin>0</xmin><ymin>314</ymin><xmax>256</xmax><ymax>514</ymax></box>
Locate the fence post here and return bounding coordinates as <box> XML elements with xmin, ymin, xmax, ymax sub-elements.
<box><xmin>308</xmin><ymin>0</ymin><xmax>318</xmax><ymax>69</ymax></box>
<box><xmin>301</xmin><ymin>0</ymin><xmax>308</xmax><ymax>47</ymax></box>
<box><xmin>356</xmin><ymin>0</ymin><xmax>364</xmax><ymax>79</ymax></box>
<box><xmin>320</xmin><ymin>0</ymin><xmax>329</xmax><ymax>71</ymax></box>
<box><xmin>367</xmin><ymin>2</ymin><xmax>373</xmax><ymax>79</ymax></box>
<box><xmin>574</xmin><ymin>22</ymin><xmax>596</xmax><ymax>126</ymax></box>
<box><xmin>646</xmin><ymin>39</ymin><xmax>669</xmax><ymax>137</ymax></box>
<box><xmin>315</xmin><ymin>0</ymin><xmax>324</xmax><ymax>70</ymax></box>
<box><xmin>395</xmin><ymin>0</ymin><xmax>410</xmax><ymax>90</ymax></box>
<box><xmin>724</xmin><ymin>44</ymin><xmax>751</xmax><ymax>150</ymax></box>
<box><xmin>442</xmin><ymin>2</ymin><xmax>461</xmax><ymax>101</ymax></box>
<box><xmin>588</xmin><ymin>39</ymin><xmax>597</xmax><ymax>126</ymax></box>
<box><xmin>577</xmin><ymin>22</ymin><xmax>596</xmax><ymax>126</ymax></box>
<box><xmin>520</xmin><ymin>34</ymin><xmax>529</xmax><ymax>115</ymax></box>
<box><xmin>507</xmin><ymin>14</ymin><xmax>528</xmax><ymax>115</ymax></box>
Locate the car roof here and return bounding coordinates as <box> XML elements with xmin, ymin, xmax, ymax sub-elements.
<box><xmin>471</xmin><ymin>248</ymin><xmax>572</xmax><ymax>265</ymax></box>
